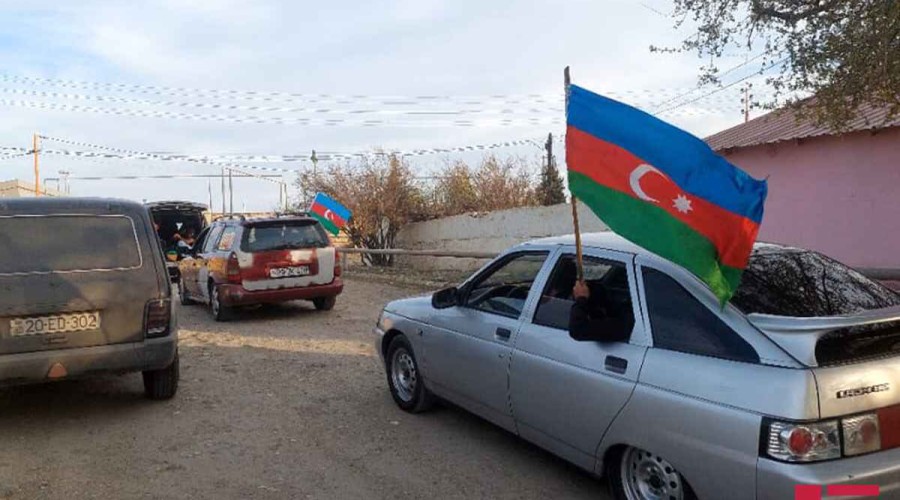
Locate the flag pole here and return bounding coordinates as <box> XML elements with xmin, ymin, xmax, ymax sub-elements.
<box><xmin>565</xmin><ymin>66</ymin><xmax>584</xmax><ymax>280</ymax></box>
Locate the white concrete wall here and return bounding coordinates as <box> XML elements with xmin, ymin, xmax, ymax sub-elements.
<box><xmin>395</xmin><ymin>202</ymin><xmax>608</xmax><ymax>271</ymax></box>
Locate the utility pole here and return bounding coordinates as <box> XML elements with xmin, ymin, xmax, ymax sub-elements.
<box><xmin>58</xmin><ymin>169</ymin><xmax>71</xmax><ymax>195</ymax></box>
<box><xmin>309</xmin><ymin>150</ymin><xmax>319</xmax><ymax>207</ymax></box>
<box><xmin>32</xmin><ymin>134</ymin><xmax>40</xmax><ymax>197</ymax></box>
<box><xmin>220</xmin><ymin>166</ymin><xmax>226</xmax><ymax>215</ymax></box>
<box><xmin>545</xmin><ymin>132</ymin><xmax>553</xmax><ymax>170</ymax></box>
<box><xmin>228</xmin><ymin>167</ymin><xmax>234</xmax><ymax>214</ymax></box>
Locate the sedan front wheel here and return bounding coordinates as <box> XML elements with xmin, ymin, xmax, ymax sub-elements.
<box><xmin>385</xmin><ymin>335</ymin><xmax>435</xmax><ymax>413</ymax></box>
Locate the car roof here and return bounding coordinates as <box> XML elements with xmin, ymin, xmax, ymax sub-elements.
<box><xmin>243</xmin><ymin>215</ymin><xmax>319</xmax><ymax>225</ymax></box>
<box><xmin>145</xmin><ymin>200</ymin><xmax>208</xmax><ymax>211</ymax></box>
<box><xmin>0</xmin><ymin>196</ymin><xmax>146</xmax><ymax>214</ymax></box>
<box><xmin>208</xmin><ymin>214</ymin><xmax>320</xmax><ymax>226</ymax></box>
<box><xmin>522</xmin><ymin>231</ymin><xmax>799</xmax><ymax>256</ymax></box>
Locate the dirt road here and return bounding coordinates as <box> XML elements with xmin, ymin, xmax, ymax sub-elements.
<box><xmin>0</xmin><ymin>278</ymin><xmax>609</xmax><ymax>499</ymax></box>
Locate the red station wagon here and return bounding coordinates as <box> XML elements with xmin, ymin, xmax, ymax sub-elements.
<box><xmin>177</xmin><ymin>214</ymin><xmax>343</xmax><ymax>321</ymax></box>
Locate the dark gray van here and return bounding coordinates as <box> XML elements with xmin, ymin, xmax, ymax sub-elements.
<box><xmin>0</xmin><ymin>198</ymin><xmax>178</xmax><ymax>399</ymax></box>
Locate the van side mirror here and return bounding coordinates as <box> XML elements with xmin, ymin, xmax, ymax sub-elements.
<box><xmin>432</xmin><ymin>287</ymin><xmax>460</xmax><ymax>309</ymax></box>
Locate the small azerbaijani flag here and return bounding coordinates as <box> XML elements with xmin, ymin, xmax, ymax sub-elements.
<box><xmin>566</xmin><ymin>83</ymin><xmax>768</xmax><ymax>304</ymax></box>
<box><xmin>309</xmin><ymin>192</ymin><xmax>351</xmax><ymax>236</ymax></box>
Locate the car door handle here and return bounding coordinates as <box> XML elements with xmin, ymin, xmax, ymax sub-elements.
<box><xmin>605</xmin><ymin>356</ymin><xmax>628</xmax><ymax>374</ymax></box>
<box><xmin>495</xmin><ymin>328</ymin><xmax>512</xmax><ymax>341</ymax></box>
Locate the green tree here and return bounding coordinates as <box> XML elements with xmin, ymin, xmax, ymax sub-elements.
<box><xmin>658</xmin><ymin>0</ymin><xmax>900</xmax><ymax>128</ymax></box>
<box><xmin>536</xmin><ymin>133</ymin><xmax>566</xmax><ymax>206</ymax></box>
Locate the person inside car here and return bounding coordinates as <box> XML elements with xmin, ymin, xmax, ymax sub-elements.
<box><xmin>569</xmin><ymin>277</ymin><xmax>632</xmax><ymax>343</ymax></box>
<box><xmin>175</xmin><ymin>228</ymin><xmax>197</xmax><ymax>257</ymax></box>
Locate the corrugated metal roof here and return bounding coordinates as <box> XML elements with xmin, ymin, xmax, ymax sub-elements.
<box><xmin>705</xmin><ymin>100</ymin><xmax>900</xmax><ymax>151</ymax></box>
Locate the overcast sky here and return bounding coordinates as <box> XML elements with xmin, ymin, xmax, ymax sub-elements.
<box><xmin>0</xmin><ymin>0</ymin><xmax>770</xmax><ymax>211</ymax></box>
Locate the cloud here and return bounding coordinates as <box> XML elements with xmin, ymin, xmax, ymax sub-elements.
<box><xmin>0</xmin><ymin>0</ymin><xmax>753</xmax><ymax>210</ymax></box>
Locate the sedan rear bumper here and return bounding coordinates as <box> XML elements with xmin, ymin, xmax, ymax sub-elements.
<box><xmin>757</xmin><ymin>447</ymin><xmax>900</xmax><ymax>498</ymax></box>
<box><xmin>218</xmin><ymin>279</ymin><xmax>343</xmax><ymax>306</ymax></box>
<box><xmin>0</xmin><ymin>336</ymin><xmax>177</xmax><ymax>386</ymax></box>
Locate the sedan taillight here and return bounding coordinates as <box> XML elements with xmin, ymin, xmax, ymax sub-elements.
<box><xmin>843</xmin><ymin>413</ymin><xmax>881</xmax><ymax>456</ymax></box>
<box><xmin>334</xmin><ymin>249</ymin><xmax>342</xmax><ymax>277</ymax></box>
<box><xmin>227</xmin><ymin>252</ymin><xmax>242</xmax><ymax>284</ymax></box>
<box><xmin>144</xmin><ymin>299</ymin><xmax>171</xmax><ymax>338</ymax></box>
<box><xmin>763</xmin><ymin>413</ymin><xmax>886</xmax><ymax>462</ymax></box>
<box><xmin>765</xmin><ymin>419</ymin><xmax>841</xmax><ymax>462</ymax></box>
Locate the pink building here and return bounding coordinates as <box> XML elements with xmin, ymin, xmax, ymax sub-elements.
<box><xmin>705</xmin><ymin>104</ymin><xmax>900</xmax><ymax>275</ymax></box>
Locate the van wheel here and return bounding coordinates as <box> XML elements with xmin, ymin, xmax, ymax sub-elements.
<box><xmin>385</xmin><ymin>335</ymin><xmax>435</xmax><ymax>413</ymax></box>
<box><xmin>209</xmin><ymin>284</ymin><xmax>234</xmax><ymax>322</ymax></box>
<box><xmin>143</xmin><ymin>352</ymin><xmax>179</xmax><ymax>400</ymax></box>
<box><xmin>313</xmin><ymin>296</ymin><xmax>336</xmax><ymax>311</ymax></box>
<box><xmin>607</xmin><ymin>446</ymin><xmax>695</xmax><ymax>500</ymax></box>
<box><xmin>177</xmin><ymin>279</ymin><xmax>194</xmax><ymax>306</ymax></box>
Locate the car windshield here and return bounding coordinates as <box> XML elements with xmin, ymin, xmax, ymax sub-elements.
<box><xmin>0</xmin><ymin>215</ymin><xmax>142</xmax><ymax>274</ymax></box>
<box><xmin>731</xmin><ymin>246</ymin><xmax>900</xmax><ymax>317</ymax></box>
<box><xmin>241</xmin><ymin>220</ymin><xmax>329</xmax><ymax>252</ymax></box>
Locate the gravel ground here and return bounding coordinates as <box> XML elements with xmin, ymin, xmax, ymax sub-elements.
<box><xmin>0</xmin><ymin>278</ymin><xmax>609</xmax><ymax>499</ymax></box>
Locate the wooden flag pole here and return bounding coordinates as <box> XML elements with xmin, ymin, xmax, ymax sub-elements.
<box><xmin>564</xmin><ymin>66</ymin><xmax>584</xmax><ymax>280</ymax></box>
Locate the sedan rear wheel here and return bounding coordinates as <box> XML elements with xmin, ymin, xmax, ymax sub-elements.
<box><xmin>385</xmin><ymin>335</ymin><xmax>434</xmax><ymax>413</ymax></box>
<box><xmin>178</xmin><ymin>278</ymin><xmax>193</xmax><ymax>306</ymax></box>
<box><xmin>610</xmin><ymin>446</ymin><xmax>693</xmax><ymax>500</ymax></box>
<box><xmin>209</xmin><ymin>284</ymin><xmax>234</xmax><ymax>322</ymax></box>
<box><xmin>313</xmin><ymin>296</ymin><xmax>336</xmax><ymax>311</ymax></box>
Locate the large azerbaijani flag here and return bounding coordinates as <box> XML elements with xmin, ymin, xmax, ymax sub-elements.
<box><xmin>566</xmin><ymin>84</ymin><xmax>768</xmax><ymax>304</ymax></box>
<box><xmin>309</xmin><ymin>192</ymin><xmax>351</xmax><ymax>236</ymax></box>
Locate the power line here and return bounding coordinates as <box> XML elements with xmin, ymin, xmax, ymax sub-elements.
<box><xmin>44</xmin><ymin>173</ymin><xmax>283</xmax><ymax>181</ymax></box>
<box><xmin>0</xmin><ymin>151</ymin><xmax>31</xmax><ymax>161</ymax></box>
<box><xmin>0</xmin><ymin>87</ymin><xmax>564</xmax><ymax>116</ymax></box>
<box><xmin>656</xmin><ymin>57</ymin><xmax>789</xmax><ymax>115</ymax></box>
<box><xmin>35</xmin><ymin>135</ymin><xmax>547</xmax><ymax>166</ymax></box>
<box><xmin>1</xmin><ymin>99</ymin><xmax>563</xmax><ymax>127</ymax></box>
<box><xmin>651</xmin><ymin>52</ymin><xmax>768</xmax><ymax>111</ymax></box>
<box><xmin>0</xmin><ymin>74</ymin><xmax>564</xmax><ymax>106</ymax></box>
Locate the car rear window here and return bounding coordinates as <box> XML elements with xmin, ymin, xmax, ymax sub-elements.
<box><xmin>0</xmin><ymin>215</ymin><xmax>142</xmax><ymax>274</ymax></box>
<box><xmin>731</xmin><ymin>247</ymin><xmax>900</xmax><ymax>317</ymax></box>
<box><xmin>240</xmin><ymin>220</ymin><xmax>329</xmax><ymax>252</ymax></box>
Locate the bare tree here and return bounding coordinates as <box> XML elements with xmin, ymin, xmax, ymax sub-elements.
<box><xmin>298</xmin><ymin>154</ymin><xmax>426</xmax><ymax>266</ymax></box>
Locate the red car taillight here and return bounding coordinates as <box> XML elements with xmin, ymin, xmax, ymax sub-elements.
<box><xmin>144</xmin><ymin>299</ymin><xmax>171</xmax><ymax>338</ymax></box>
<box><xmin>334</xmin><ymin>249</ymin><xmax>342</xmax><ymax>277</ymax></box>
<box><xmin>762</xmin><ymin>407</ymin><xmax>900</xmax><ymax>462</ymax></box>
<box><xmin>227</xmin><ymin>252</ymin><xmax>242</xmax><ymax>284</ymax></box>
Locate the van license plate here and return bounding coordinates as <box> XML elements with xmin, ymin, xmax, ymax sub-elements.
<box><xmin>269</xmin><ymin>266</ymin><xmax>310</xmax><ymax>278</ymax></box>
<box><xmin>10</xmin><ymin>312</ymin><xmax>101</xmax><ymax>337</ymax></box>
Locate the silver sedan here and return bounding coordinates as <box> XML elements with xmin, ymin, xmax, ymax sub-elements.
<box><xmin>374</xmin><ymin>233</ymin><xmax>900</xmax><ymax>499</ymax></box>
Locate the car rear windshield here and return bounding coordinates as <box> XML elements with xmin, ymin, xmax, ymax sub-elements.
<box><xmin>731</xmin><ymin>247</ymin><xmax>900</xmax><ymax>317</ymax></box>
<box><xmin>0</xmin><ymin>215</ymin><xmax>142</xmax><ymax>274</ymax></box>
<box><xmin>240</xmin><ymin>220</ymin><xmax>329</xmax><ymax>252</ymax></box>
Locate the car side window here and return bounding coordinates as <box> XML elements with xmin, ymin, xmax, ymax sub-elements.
<box><xmin>463</xmin><ymin>252</ymin><xmax>548</xmax><ymax>319</ymax></box>
<box><xmin>217</xmin><ymin>227</ymin><xmax>237</xmax><ymax>251</ymax></box>
<box><xmin>642</xmin><ymin>268</ymin><xmax>759</xmax><ymax>363</ymax></box>
<box><xmin>193</xmin><ymin>228</ymin><xmax>210</xmax><ymax>253</ymax></box>
<box><xmin>533</xmin><ymin>255</ymin><xmax>635</xmax><ymax>340</ymax></box>
<box><xmin>203</xmin><ymin>226</ymin><xmax>224</xmax><ymax>254</ymax></box>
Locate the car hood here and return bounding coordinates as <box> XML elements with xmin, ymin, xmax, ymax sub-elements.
<box><xmin>384</xmin><ymin>295</ymin><xmax>432</xmax><ymax>318</ymax></box>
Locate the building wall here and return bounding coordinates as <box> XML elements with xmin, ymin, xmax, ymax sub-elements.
<box><xmin>722</xmin><ymin>128</ymin><xmax>900</xmax><ymax>269</ymax></box>
<box><xmin>0</xmin><ymin>179</ymin><xmax>62</xmax><ymax>198</ymax></box>
<box><xmin>395</xmin><ymin>201</ymin><xmax>608</xmax><ymax>271</ymax></box>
